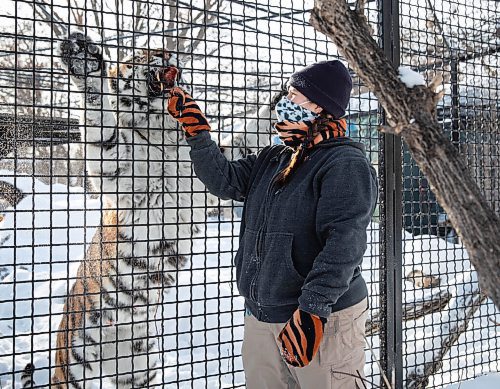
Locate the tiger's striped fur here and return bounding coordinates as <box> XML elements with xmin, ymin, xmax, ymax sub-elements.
<box><xmin>22</xmin><ymin>31</ymin><xmax>275</xmax><ymax>388</ymax></box>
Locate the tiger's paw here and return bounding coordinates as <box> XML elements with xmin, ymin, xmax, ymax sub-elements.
<box><xmin>58</xmin><ymin>31</ymin><xmax>103</xmax><ymax>78</ymax></box>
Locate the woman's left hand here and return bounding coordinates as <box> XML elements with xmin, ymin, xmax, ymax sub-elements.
<box><xmin>277</xmin><ymin>308</ymin><xmax>327</xmax><ymax>367</ymax></box>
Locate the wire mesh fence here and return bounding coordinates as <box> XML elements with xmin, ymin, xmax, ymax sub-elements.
<box><xmin>0</xmin><ymin>0</ymin><xmax>498</xmax><ymax>388</ymax></box>
<box><xmin>397</xmin><ymin>1</ymin><xmax>499</xmax><ymax>388</ymax></box>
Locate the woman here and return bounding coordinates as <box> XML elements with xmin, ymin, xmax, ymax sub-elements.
<box><xmin>166</xmin><ymin>60</ymin><xmax>378</xmax><ymax>389</ymax></box>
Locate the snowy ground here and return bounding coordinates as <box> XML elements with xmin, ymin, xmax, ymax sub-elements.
<box><xmin>443</xmin><ymin>372</ymin><xmax>500</xmax><ymax>389</ymax></box>
<box><xmin>0</xmin><ymin>172</ymin><xmax>498</xmax><ymax>388</ymax></box>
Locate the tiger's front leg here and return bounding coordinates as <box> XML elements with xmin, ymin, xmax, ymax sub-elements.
<box><xmin>59</xmin><ymin>32</ymin><xmax>130</xmax><ymax>204</ymax></box>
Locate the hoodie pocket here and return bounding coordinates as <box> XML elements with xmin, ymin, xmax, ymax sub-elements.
<box><xmin>257</xmin><ymin>232</ymin><xmax>305</xmax><ymax>306</ymax></box>
<box><xmin>234</xmin><ymin>228</ymin><xmax>259</xmax><ymax>300</ymax></box>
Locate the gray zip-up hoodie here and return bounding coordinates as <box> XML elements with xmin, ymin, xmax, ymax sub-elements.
<box><xmin>186</xmin><ymin>130</ymin><xmax>378</xmax><ymax>323</ymax></box>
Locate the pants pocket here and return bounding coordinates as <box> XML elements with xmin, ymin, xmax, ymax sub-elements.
<box><xmin>319</xmin><ymin>315</ymin><xmax>353</xmax><ymax>367</ymax></box>
<box><xmin>319</xmin><ymin>299</ymin><xmax>368</xmax><ymax>368</ymax></box>
<box><xmin>352</xmin><ymin>304</ymin><xmax>369</xmax><ymax>348</ymax></box>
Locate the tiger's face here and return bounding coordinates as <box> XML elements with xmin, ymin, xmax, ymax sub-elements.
<box><xmin>108</xmin><ymin>49</ymin><xmax>182</xmax><ymax>128</ymax></box>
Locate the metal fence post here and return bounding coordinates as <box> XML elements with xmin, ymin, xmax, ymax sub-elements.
<box><xmin>379</xmin><ymin>0</ymin><xmax>403</xmax><ymax>387</ymax></box>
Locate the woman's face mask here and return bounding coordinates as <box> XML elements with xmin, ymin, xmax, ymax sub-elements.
<box><xmin>275</xmin><ymin>96</ymin><xmax>320</xmax><ymax>122</ymax></box>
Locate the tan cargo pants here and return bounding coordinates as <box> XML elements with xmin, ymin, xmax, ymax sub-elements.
<box><xmin>241</xmin><ymin>298</ymin><xmax>368</xmax><ymax>389</ymax></box>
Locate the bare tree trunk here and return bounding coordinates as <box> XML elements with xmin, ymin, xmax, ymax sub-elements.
<box><xmin>310</xmin><ymin>0</ymin><xmax>500</xmax><ymax>310</ymax></box>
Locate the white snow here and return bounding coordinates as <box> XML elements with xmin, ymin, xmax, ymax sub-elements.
<box><xmin>398</xmin><ymin>66</ymin><xmax>427</xmax><ymax>88</ymax></box>
<box><xmin>443</xmin><ymin>372</ymin><xmax>500</xmax><ymax>389</ymax></box>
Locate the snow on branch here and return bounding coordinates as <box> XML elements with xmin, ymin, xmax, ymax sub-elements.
<box><xmin>398</xmin><ymin>66</ymin><xmax>426</xmax><ymax>88</ymax></box>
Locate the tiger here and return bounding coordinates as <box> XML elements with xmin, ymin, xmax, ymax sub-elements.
<box><xmin>22</xmin><ymin>31</ymin><xmax>279</xmax><ymax>388</ymax></box>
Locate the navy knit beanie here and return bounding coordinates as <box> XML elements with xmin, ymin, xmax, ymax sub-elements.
<box><xmin>288</xmin><ymin>60</ymin><xmax>352</xmax><ymax>118</ymax></box>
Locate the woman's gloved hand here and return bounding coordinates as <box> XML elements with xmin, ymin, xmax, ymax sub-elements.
<box><xmin>167</xmin><ymin>86</ymin><xmax>211</xmax><ymax>137</ymax></box>
<box><xmin>277</xmin><ymin>308</ymin><xmax>327</xmax><ymax>367</ymax></box>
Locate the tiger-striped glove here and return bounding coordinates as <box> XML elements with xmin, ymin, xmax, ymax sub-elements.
<box><xmin>277</xmin><ymin>308</ymin><xmax>327</xmax><ymax>367</ymax></box>
<box><xmin>167</xmin><ymin>86</ymin><xmax>211</xmax><ymax>137</ymax></box>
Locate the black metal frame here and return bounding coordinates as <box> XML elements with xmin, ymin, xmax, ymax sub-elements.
<box><xmin>380</xmin><ymin>1</ymin><xmax>403</xmax><ymax>387</ymax></box>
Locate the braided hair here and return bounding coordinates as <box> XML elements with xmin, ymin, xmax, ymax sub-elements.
<box><xmin>273</xmin><ymin>111</ymin><xmax>332</xmax><ymax>186</ymax></box>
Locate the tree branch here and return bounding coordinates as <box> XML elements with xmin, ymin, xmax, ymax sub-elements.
<box><xmin>310</xmin><ymin>0</ymin><xmax>500</xmax><ymax>310</ymax></box>
<box><xmin>32</xmin><ymin>0</ymin><xmax>66</xmax><ymax>36</ymax></box>
<box><xmin>366</xmin><ymin>289</ymin><xmax>452</xmax><ymax>335</ymax></box>
<box><xmin>405</xmin><ymin>289</ymin><xmax>486</xmax><ymax>388</ymax></box>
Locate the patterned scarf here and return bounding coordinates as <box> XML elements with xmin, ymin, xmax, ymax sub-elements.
<box><xmin>274</xmin><ymin>117</ymin><xmax>347</xmax><ymax>149</ymax></box>
<box><xmin>271</xmin><ymin>117</ymin><xmax>347</xmax><ymax>185</ymax></box>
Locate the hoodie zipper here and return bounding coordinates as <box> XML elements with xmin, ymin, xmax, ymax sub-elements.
<box><xmin>249</xmin><ymin>150</ymin><xmax>288</xmax><ymax>302</ymax></box>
